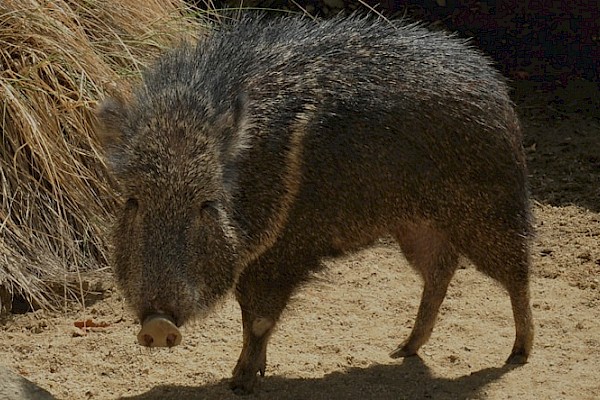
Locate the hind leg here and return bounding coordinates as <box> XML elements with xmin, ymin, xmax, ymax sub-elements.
<box><xmin>390</xmin><ymin>221</ymin><xmax>459</xmax><ymax>358</ymax></box>
<box><xmin>462</xmin><ymin>229</ymin><xmax>533</xmax><ymax>364</ymax></box>
<box><xmin>506</xmin><ymin>276</ymin><xmax>533</xmax><ymax>364</ymax></box>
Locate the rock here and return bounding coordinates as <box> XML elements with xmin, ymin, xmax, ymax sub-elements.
<box><xmin>0</xmin><ymin>367</ymin><xmax>55</xmax><ymax>400</ymax></box>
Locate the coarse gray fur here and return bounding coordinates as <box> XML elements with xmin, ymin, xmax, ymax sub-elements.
<box><xmin>97</xmin><ymin>14</ymin><xmax>533</xmax><ymax>395</ymax></box>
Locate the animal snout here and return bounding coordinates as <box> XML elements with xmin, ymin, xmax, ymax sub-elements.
<box><xmin>137</xmin><ymin>314</ymin><xmax>182</xmax><ymax>348</ymax></box>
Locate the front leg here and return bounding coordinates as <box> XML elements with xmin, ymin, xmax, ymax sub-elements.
<box><xmin>230</xmin><ymin>250</ymin><xmax>319</xmax><ymax>395</ymax></box>
<box><xmin>230</xmin><ymin>311</ymin><xmax>275</xmax><ymax>395</ymax></box>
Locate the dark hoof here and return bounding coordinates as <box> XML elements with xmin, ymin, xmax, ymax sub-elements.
<box><xmin>229</xmin><ymin>375</ymin><xmax>260</xmax><ymax>396</ymax></box>
<box><xmin>506</xmin><ymin>351</ymin><xmax>529</xmax><ymax>365</ymax></box>
<box><xmin>389</xmin><ymin>344</ymin><xmax>418</xmax><ymax>359</ymax></box>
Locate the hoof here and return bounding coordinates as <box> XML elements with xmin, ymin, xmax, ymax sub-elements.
<box><xmin>230</xmin><ymin>360</ymin><xmax>265</xmax><ymax>395</ymax></box>
<box><xmin>229</xmin><ymin>375</ymin><xmax>260</xmax><ymax>396</ymax></box>
<box><xmin>389</xmin><ymin>345</ymin><xmax>418</xmax><ymax>359</ymax></box>
<box><xmin>506</xmin><ymin>351</ymin><xmax>529</xmax><ymax>365</ymax></box>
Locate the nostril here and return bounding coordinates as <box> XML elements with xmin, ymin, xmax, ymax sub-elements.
<box><xmin>166</xmin><ymin>333</ymin><xmax>179</xmax><ymax>347</ymax></box>
<box><xmin>141</xmin><ymin>333</ymin><xmax>154</xmax><ymax>347</ymax></box>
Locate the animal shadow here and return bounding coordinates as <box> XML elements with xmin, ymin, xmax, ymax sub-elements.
<box><xmin>122</xmin><ymin>357</ymin><xmax>520</xmax><ymax>400</ymax></box>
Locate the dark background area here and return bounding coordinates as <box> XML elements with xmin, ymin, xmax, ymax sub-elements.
<box><xmin>194</xmin><ymin>0</ymin><xmax>600</xmax><ymax>213</ymax></box>
<box><xmin>196</xmin><ymin>0</ymin><xmax>600</xmax><ymax>83</ymax></box>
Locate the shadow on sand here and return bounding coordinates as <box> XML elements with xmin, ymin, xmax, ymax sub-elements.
<box><xmin>122</xmin><ymin>357</ymin><xmax>520</xmax><ymax>400</ymax></box>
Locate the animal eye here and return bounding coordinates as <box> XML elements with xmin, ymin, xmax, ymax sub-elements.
<box><xmin>124</xmin><ymin>198</ymin><xmax>139</xmax><ymax>211</ymax></box>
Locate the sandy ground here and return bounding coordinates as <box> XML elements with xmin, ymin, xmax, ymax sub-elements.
<box><xmin>1</xmin><ymin>79</ymin><xmax>599</xmax><ymax>400</ymax></box>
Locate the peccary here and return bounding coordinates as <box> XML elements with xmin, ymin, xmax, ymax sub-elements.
<box><xmin>97</xmin><ymin>14</ymin><xmax>534</xmax><ymax>394</ymax></box>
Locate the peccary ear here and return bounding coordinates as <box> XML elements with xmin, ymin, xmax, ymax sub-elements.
<box><xmin>96</xmin><ymin>97</ymin><xmax>127</xmax><ymax>147</ymax></box>
<box><xmin>220</xmin><ymin>93</ymin><xmax>251</xmax><ymax>159</ymax></box>
<box><xmin>220</xmin><ymin>93</ymin><xmax>251</xmax><ymax>192</ymax></box>
<box><xmin>96</xmin><ymin>97</ymin><xmax>129</xmax><ymax>170</ymax></box>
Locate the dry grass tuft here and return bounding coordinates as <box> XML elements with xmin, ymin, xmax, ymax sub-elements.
<box><xmin>0</xmin><ymin>0</ymin><xmax>204</xmax><ymax>312</ymax></box>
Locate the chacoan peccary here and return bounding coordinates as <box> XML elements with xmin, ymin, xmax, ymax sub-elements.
<box><xmin>97</xmin><ymin>14</ymin><xmax>533</xmax><ymax>395</ymax></box>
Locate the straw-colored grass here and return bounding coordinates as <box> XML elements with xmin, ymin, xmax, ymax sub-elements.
<box><xmin>0</xmin><ymin>0</ymin><xmax>204</xmax><ymax>312</ymax></box>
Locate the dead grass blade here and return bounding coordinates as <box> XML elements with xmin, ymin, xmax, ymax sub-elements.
<box><xmin>0</xmin><ymin>0</ymin><xmax>205</xmax><ymax>313</ymax></box>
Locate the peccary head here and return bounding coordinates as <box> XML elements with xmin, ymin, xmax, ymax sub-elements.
<box><xmin>97</xmin><ymin>87</ymin><xmax>249</xmax><ymax>327</ymax></box>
